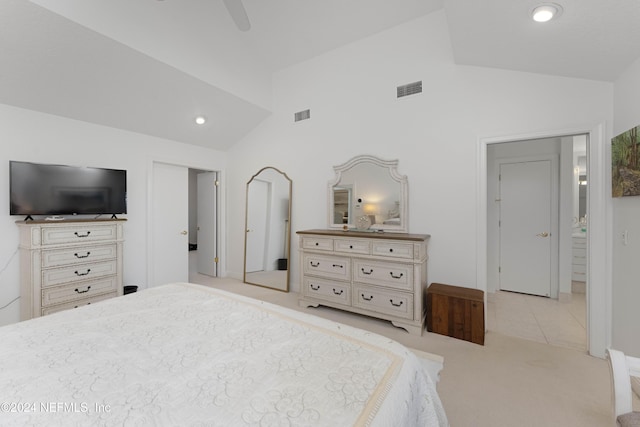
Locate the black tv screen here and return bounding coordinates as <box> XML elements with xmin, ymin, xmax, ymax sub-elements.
<box><xmin>10</xmin><ymin>161</ymin><xmax>127</xmax><ymax>216</ymax></box>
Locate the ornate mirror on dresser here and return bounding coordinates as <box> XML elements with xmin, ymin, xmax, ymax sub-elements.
<box><xmin>328</xmin><ymin>155</ymin><xmax>408</xmax><ymax>233</ymax></box>
<box><xmin>298</xmin><ymin>156</ymin><xmax>429</xmax><ymax>335</ymax></box>
<box><xmin>244</xmin><ymin>167</ymin><xmax>292</xmax><ymax>292</ymax></box>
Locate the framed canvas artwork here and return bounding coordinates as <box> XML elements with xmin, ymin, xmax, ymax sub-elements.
<box><xmin>612</xmin><ymin>125</ymin><xmax>640</xmax><ymax>197</ymax></box>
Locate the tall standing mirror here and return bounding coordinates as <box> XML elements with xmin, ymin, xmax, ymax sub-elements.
<box><xmin>328</xmin><ymin>155</ymin><xmax>408</xmax><ymax>233</ymax></box>
<box><xmin>244</xmin><ymin>167</ymin><xmax>292</xmax><ymax>291</ymax></box>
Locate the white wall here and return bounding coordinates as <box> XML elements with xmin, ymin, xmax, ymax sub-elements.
<box><xmin>612</xmin><ymin>56</ymin><xmax>640</xmax><ymax>355</ymax></box>
<box><xmin>226</xmin><ymin>10</ymin><xmax>613</xmax><ymax>295</ymax></box>
<box><xmin>0</xmin><ymin>103</ymin><xmax>227</xmax><ymax>326</ymax></box>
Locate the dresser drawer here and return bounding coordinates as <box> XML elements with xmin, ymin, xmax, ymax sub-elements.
<box><xmin>334</xmin><ymin>239</ymin><xmax>370</xmax><ymax>255</ymax></box>
<box><xmin>572</xmin><ymin>271</ymin><xmax>587</xmax><ymax>281</ymax></box>
<box><xmin>41</xmin><ymin>292</ymin><xmax>117</xmax><ymax>316</ymax></box>
<box><xmin>303</xmin><ymin>254</ymin><xmax>350</xmax><ymax>280</ymax></box>
<box><xmin>572</xmin><ymin>248</ymin><xmax>587</xmax><ymax>264</ymax></box>
<box><xmin>41</xmin><ymin>224</ymin><xmax>118</xmax><ymax>246</ymax></box>
<box><xmin>302</xmin><ymin>277</ymin><xmax>350</xmax><ymax>306</ymax></box>
<box><xmin>571</xmin><ymin>264</ymin><xmax>587</xmax><ymax>274</ymax></box>
<box><xmin>572</xmin><ymin>237</ymin><xmax>586</xmax><ymax>249</ymax></box>
<box><xmin>353</xmin><ymin>260</ymin><xmax>413</xmax><ymax>291</ymax></box>
<box><xmin>42</xmin><ymin>244</ymin><xmax>117</xmax><ymax>268</ymax></box>
<box><xmin>572</xmin><ymin>253</ymin><xmax>587</xmax><ymax>266</ymax></box>
<box><xmin>371</xmin><ymin>241</ymin><xmax>414</xmax><ymax>260</ymax></box>
<box><xmin>41</xmin><ymin>276</ymin><xmax>118</xmax><ymax>307</ymax></box>
<box><xmin>302</xmin><ymin>237</ymin><xmax>334</xmax><ymax>251</ymax></box>
<box><xmin>353</xmin><ymin>285</ymin><xmax>414</xmax><ymax>320</ymax></box>
<box><xmin>42</xmin><ymin>260</ymin><xmax>118</xmax><ymax>288</ymax></box>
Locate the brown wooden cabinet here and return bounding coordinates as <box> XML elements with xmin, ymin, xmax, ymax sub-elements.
<box><xmin>426</xmin><ymin>283</ymin><xmax>485</xmax><ymax>345</ymax></box>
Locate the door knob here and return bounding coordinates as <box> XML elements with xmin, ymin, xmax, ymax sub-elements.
<box><xmin>181</xmin><ymin>230</ymin><xmax>188</xmax><ymax>235</ymax></box>
<box><xmin>536</xmin><ymin>232</ymin><xmax>549</xmax><ymax>237</ymax></box>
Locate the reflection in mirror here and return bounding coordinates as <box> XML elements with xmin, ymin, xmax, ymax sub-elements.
<box><xmin>328</xmin><ymin>155</ymin><xmax>408</xmax><ymax>233</ymax></box>
<box><xmin>333</xmin><ymin>186</ymin><xmax>352</xmax><ymax>224</ymax></box>
<box><xmin>244</xmin><ymin>167</ymin><xmax>292</xmax><ymax>292</ymax></box>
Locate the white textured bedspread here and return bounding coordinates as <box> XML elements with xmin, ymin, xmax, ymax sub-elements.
<box><xmin>0</xmin><ymin>283</ymin><xmax>448</xmax><ymax>426</ymax></box>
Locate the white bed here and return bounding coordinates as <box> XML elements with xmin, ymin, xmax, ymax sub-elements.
<box><xmin>0</xmin><ymin>283</ymin><xmax>448</xmax><ymax>426</ymax></box>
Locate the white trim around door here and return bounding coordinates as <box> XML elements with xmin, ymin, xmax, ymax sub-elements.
<box><xmin>147</xmin><ymin>158</ymin><xmax>226</xmax><ymax>290</ymax></box>
<box><xmin>476</xmin><ymin>123</ymin><xmax>611</xmax><ymax>358</ymax></box>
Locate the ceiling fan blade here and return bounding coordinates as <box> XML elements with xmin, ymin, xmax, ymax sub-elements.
<box><xmin>222</xmin><ymin>0</ymin><xmax>251</xmax><ymax>32</ymax></box>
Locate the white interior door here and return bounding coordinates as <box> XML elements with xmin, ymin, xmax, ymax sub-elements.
<box><xmin>152</xmin><ymin>162</ymin><xmax>189</xmax><ymax>287</ymax></box>
<box><xmin>246</xmin><ymin>180</ymin><xmax>269</xmax><ymax>273</ymax></box>
<box><xmin>197</xmin><ymin>172</ymin><xmax>217</xmax><ymax>277</ymax></box>
<box><xmin>499</xmin><ymin>160</ymin><xmax>553</xmax><ymax>297</ymax></box>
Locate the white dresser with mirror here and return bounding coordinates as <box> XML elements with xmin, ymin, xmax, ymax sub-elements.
<box><xmin>299</xmin><ymin>155</ymin><xmax>429</xmax><ymax>335</ymax></box>
<box><xmin>298</xmin><ymin>229</ymin><xmax>429</xmax><ymax>335</ymax></box>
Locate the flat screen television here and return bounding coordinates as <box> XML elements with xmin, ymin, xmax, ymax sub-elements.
<box><xmin>10</xmin><ymin>161</ymin><xmax>127</xmax><ymax>216</ymax></box>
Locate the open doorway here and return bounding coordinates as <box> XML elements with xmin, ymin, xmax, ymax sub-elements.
<box><xmin>188</xmin><ymin>168</ymin><xmax>218</xmax><ymax>280</ymax></box>
<box><xmin>485</xmin><ymin>135</ymin><xmax>588</xmax><ymax>352</ymax></box>
<box><xmin>149</xmin><ymin>161</ymin><xmax>221</xmax><ymax>288</ymax></box>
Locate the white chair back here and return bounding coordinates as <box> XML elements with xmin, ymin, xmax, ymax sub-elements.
<box><xmin>607</xmin><ymin>348</ymin><xmax>640</xmax><ymax>420</ymax></box>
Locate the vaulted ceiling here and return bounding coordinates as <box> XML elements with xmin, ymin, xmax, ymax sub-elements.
<box><xmin>2</xmin><ymin>0</ymin><xmax>640</xmax><ymax>149</ymax></box>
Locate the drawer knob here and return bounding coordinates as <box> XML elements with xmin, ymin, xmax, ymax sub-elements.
<box><xmin>361</xmin><ymin>268</ymin><xmax>373</xmax><ymax>275</ymax></box>
<box><xmin>389</xmin><ymin>272</ymin><xmax>404</xmax><ymax>279</ymax></box>
<box><xmin>389</xmin><ymin>248</ymin><xmax>393</xmax><ymax>253</ymax></box>
<box><xmin>332</xmin><ymin>264</ymin><xmax>344</xmax><ymax>269</ymax></box>
<box><xmin>74</xmin><ymin>231</ymin><xmax>91</xmax><ymax>238</ymax></box>
<box><xmin>310</xmin><ymin>284</ymin><xmax>320</xmax><ymax>291</ymax></box>
<box><xmin>74</xmin><ymin>269</ymin><xmax>91</xmax><ymax>277</ymax></box>
<box><xmin>332</xmin><ymin>288</ymin><xmax>344</xmax><ymax>296</ymax></box>
<box><xmin>310</xmin><ymin>261</ymin><xmax>320</xmax><ymax>268</ymax></box>
<box><xmin>389</xmin><ymin>299</ymin><xmax>403</xmax><ymax>307</ymax></box>
<box><xmin>361</xmin><ymin>293</ymin><xmax>374</xmax><ymax>301</ymax></box>
<box><xmin>74</xmin><ymin>286</ymin><xmax>92</xmax><ymax>294</ymax></box>
<box><xmin>315</xmin><ymin>242</ymin><xmax>319</xmax><ymax>246</ymax></box>
<box><xmin>349</xmin><ymin>245</ymin><xmax>353</xmax><ymax>249</ymax></box>
<box><xmin>74</xmin><ymin>252</ymin><xmax>91</xmax><ymax>259</ymax></box>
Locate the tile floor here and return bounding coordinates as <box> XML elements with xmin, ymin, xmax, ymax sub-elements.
<box><xmin>486</xmin><ymin>286</ymin><xmax>587</xmax><ymax>352</ymax></box>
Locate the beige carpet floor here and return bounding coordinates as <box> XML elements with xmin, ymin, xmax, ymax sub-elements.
<box><xmin>189</xmin><ymin>274</ymin><xmax>613</xmax><ymax>427</ymax></box>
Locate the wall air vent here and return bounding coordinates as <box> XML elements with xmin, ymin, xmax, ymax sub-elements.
<box><xmin>397</xmin><ymin>81</ymin><xmax>422</xmax><ymax>98</ymax></box>
<box><xmin>294</xmin><ymin>109</ymin><xmax>311</xmax><ymax>122</ymax></box>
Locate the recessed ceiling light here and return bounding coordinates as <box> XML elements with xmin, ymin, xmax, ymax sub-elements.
<box><xmin>531</xmin><ymin>3</ymin><xmax>563</xmax><ymax>22</ymax></box>
<box><xmin>195</xmin><ymin>116</ymin><xmax>206</xmax><ymax>125</ymax></box>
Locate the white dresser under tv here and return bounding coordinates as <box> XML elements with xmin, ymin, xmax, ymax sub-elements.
<box><xmin>17</xmin><ymin>219</ymin><xmax>125</xmax><ymax>320</ymax></box>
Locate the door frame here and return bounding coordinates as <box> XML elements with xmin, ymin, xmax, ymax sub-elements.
<box><xmin>496</xmin><ymin>154</ymin><xmax>559</xmax><ymax>298</ymax></box>
<box><xmin>147</xmin><ymin>158</ymin><xmax>226</xmax><ymax>288</ymax></box>
<box><xmin>477</xmin><ymin>123</ymin><xmax>611</xmax><ymax>358</ymax></box>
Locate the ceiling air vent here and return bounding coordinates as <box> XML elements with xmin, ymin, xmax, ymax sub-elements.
<box><xmin>397</xmin><ymin>81</ymin><xmax>422</xmax><ymax>98</ymax></box>
<box><xmin>294</xmin><ymin>109</ymin><xmax>311</xmax><ymax>122</ymax></box>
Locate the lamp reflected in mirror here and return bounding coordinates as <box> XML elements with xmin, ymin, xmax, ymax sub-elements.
<box><xmin>244</xmin><ymin>167</ymin><xmax>292</xmax><ymax>292</ymax></box>
<box><xmin>328</xmin><ymin>155</ymin><xmax>408</xmax><ymax>233</ymax></box>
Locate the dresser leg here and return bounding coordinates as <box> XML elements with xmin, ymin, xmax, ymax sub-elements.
<box><xmin>391</xmin><ymin>320</ymin><xmax>424</xmax><ymax>336</ymax></box>
<box><xmin>299</xmin><ymin>299</ymin><xmax>320</xmax><ymax>309</ymax></box>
